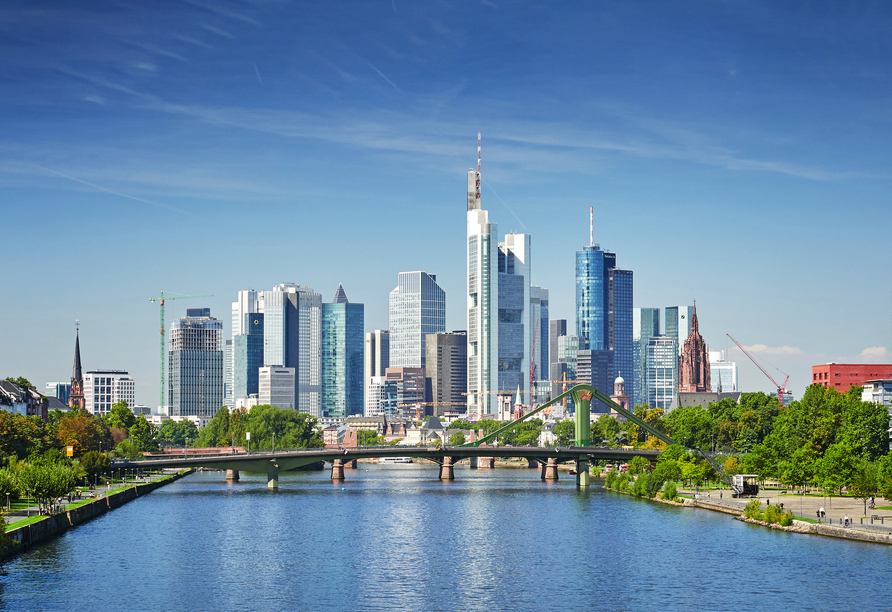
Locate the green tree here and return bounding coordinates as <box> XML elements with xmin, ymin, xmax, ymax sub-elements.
<box><xmin>596</xmin><ymin>414</ymin><xmax>621</xmax><ymax>442</ymax></box>
<box><xmin>194</xmin><ymin>407</ymin><xmax>232</xmax><ymax>447</ymax></box>
<box><xmin>4</xmin><ymin>376</ymin><xmax>34</xmax><ymax>389</ymax></box>
<box><xmin>741</xmin><ymin>444</ymin><xmax>779</xmax><ymax>481</ymax></box>
<box><xmin>849</xmin><ymin>459</ymin><xmax>879</xmax><ymax>515</ymax></box>
<box><xmin>447</xmin><ymin>431</ymin><xmax>466</xmax><ymax>446</ymax></box>
<box><xmin>781</xmin><ymin>446</ymin><xmax>817</xmax><ymax>490</ymax></box>
<box><xmin>663</xmin><ymin>405</ymin><xmax>714</xmax><ymax>448</ymax></box>
<box><xmin>612</xmin><ymin>430</ymin><xmax>631</xmax><ymax>446</ymax></box>
<box><xmin>103</xmin><ymin>401</ymin><xmax>136</xmax><ymax>431</ymax></box>
<box><xmin>628</xmin><ymin>455</ymin><xmax>650</xmax><ymax>476</ymax></box>
<box><xmin>56</xmin><ymin>409</ymin><xmax>113</xmax><ymax>456</ymax></box>
<box><xmin>17</xmin><ymin>463</ymin><xmax>77</xmax><ymax>512</ymax></box>
<box><xmin>156</xmin><ymin>420</ymin><xmax>199</xmax><ymax>447</ymax></box>
<box><xmin>127</xmin><ymin>415</ymin><xmax>160</xmax><ymax>453</ymax></box>
<box><xmin>80</xmin><ymin>451</ymin><xmax>110</xmax><ymax>481</ymax></box>
<box><xmin>838</xmin><ymin>389</ymin><xmax>889</xmax><ymax>461</ymax></box>
<box><xmin>553</xmin><ymin>420</ymin><xmax>575</xmax><ymax>446</ymax></box>
<box><xmin>818</xmin><ymin>443</ymin><xmax>856</xmax><ymax>495</ymax></box>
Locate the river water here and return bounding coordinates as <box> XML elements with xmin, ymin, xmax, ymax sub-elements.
<box><xmin>2</xmin><ymin>464</ymin><xmax>890</xmax><ymax>612</ymax></box>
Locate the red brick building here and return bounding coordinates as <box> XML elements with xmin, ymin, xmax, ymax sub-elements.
<box><xmin>812</xmin><ymin>363</ymin><xmax>892</xmax><ymax>392</ymax></box>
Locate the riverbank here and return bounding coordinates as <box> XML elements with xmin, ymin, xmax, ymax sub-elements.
<box><xmin>2</xmin><ymin>469</ymin><xmax>193</xmax><ymax>560</ymax></box>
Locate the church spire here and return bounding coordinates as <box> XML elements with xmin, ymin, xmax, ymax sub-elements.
<box><xmin>69</xmin><ymin>324</ymin><xmax>85</xmax><ymax>409</ymax></box>
<box><xmin>72</xmin><ymin>328</ymin><xmax>83</xmax><ymax>382</ymax></box>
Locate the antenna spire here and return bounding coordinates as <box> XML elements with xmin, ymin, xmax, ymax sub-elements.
<box><xmin>475</xmin><ymin>130</ymin><xmax>481</xmax><ymax>202</ymax></box>
<box><xmin>590</xmin><ymin>206</ymin><xmax>593</xmax><ymax>246</ymax></box>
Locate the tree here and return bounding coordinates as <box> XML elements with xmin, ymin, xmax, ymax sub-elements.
<box><xmin>17</xmin><ymin>463</ymin><xmax>76</xmax><ymax>512</ymax></box>
<box><xmin>741</xmin><ymin>444</ymin><xmax>779</xmax><ymax>481</ymax></box>
<box><xmin>127</xmin><ymin>415</ymin><xmax>160</xmax><ymax>453</ymax></box>
<box><xmin>553</xmin><ymin>420</ymin><xmax>575</xmax><ymax>446</ymax></box>
<box><xmin>596</xmin><ymin>414</ymin><xmax>621</xmax><ymax>442</ymax></box>
<box><xmin>5</xmin><ymin>376</ymin><xmax>34</xmax><ymax>389</ymax></box>
<box><xmin>612</xmin><ymin>431</ymin><xmax>631</xmax><ymax>446</ymax></box>
<box><xmin>849</xmin><ymin>460</ymin><xmax>879</xmax><ymax>515</ymax></box>
<box><xmin>628</xmin><ymin>455</ymin><xmax>650</xmax><ymax>476</ymax></box>
<box><xmin>447</xmin><ymin>431</ymin><xmax>466</xmax><ymax>446</ymax></box>
<box><xmin>103</xmin><ymin>401</ymin><xmax>136</xmax><ymax>431</ymax></box>
<box><xmin>56</xmin><ymin>409</ymin><xmax>113</xmax><ymax>456</ymax></box>
<box><xmin>156</xmin><ymin>420</ymin><xmax>199</xmax><ymax>447</ymax></box>
<box><xmin>818</xmin><ymin>443</ymin><xmax>856</xmax><ymax>495</ymax></box>
<box><xmin>80</xmin><ymin>451</ymin><xmax>110</xmax><ymax>481</ymax></box>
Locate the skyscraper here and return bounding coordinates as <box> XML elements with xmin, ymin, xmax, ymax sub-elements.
<box><xmin>709</xmin><ymin>351</ymin><xmax>738</xmax><ymax>392</ymax></box>
<box><xmin>233</xmin><ymin>312</ymin><xmax>264</xmax><ymax>402</ymax></box>
<box><xmin>364</xmin><ymin>330</ymin><xmax>389</xmax><ymax>417</ymax></box>
<box><xmin>498</xmin><ymin>233</ymin><xmax>531</xmax><ymax>401</ymax></box>
<box><xmin>426</xmin><ymin>331</ymin><xmax>467</xmax><ymax>418</ymax></box>
<box><xmin>633</xmin><ymin>308</ymin><xmax>661</xmax><ymax>408</ymax></box>
<box><xmin>665</xmin><ymin>305</ymin><xmax>694</xmax><ymax>357</ymax></box>
<box><xmin>388</xmin><ymin>272</ymin><xmax>445</xmax><ymax>370</ymax></box>
<box><xmin>168</xmin><ymin>308</ymin><xmax>223</xmax><ymax>417</ymax></box>
<box><xmin>321</xmin><ymin>284</ymin><xmax>364</xmax><ymax>418</ymax></box>
<box><xmin>549</xmin><ymin>319</ymin><xmax>568</xmax><ymax>400</ymax></box>
<box><xmin>529</xmin><ymin>285</ymin><xmax>549</xmax><ymax>404</ymax></box>
<box><xmin>646</xmin><ymin>336</ymin><xmax>677</xmax><ymax>411</ymax></box>
<box><xmin>257</xmin><ymin>283</ymin><xmax>322</xmax><ymax>417</ymax></box>
<box><xmin>575</xmin><ymin>226</ymin><xmax>632</xmax><ymax>396</ymax></box>
<box><xmin>84</xmin><ymin>370</ymin><xmax>135</xmax><ymax>416</ymax></box>
<box><xmin>467</xmin><ymin>133</ymin><xmax>499</xmax><ymax>417</ymax></box>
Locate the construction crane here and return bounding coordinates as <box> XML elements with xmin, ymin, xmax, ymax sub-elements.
<box><xmin>148</xmin><ymin>291</ymin><xmax>213</xmax><ymax>411</ymax></box>
<box><xmin>726</xmin><ymin>333</ymin><xmax>790</xmax><ymax>407</ymax></box>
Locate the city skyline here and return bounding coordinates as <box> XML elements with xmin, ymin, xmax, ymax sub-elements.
<box><xmin>3</xmin><ymin>1</ymin><xmax>892</xmax><ymax>409</ymax></box>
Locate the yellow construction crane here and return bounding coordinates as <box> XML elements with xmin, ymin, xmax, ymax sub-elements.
<box><xmin>148</xmin><ymin>291</ymin><xmax>212</xmax><ymax>410</ymax></box>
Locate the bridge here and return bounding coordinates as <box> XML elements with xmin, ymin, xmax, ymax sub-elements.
<box><xmin>116</xmin><ymin>384</ymin><xmax>725</xmax><ymax>490</ymax></box>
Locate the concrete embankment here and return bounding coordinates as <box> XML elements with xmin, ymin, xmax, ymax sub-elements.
<box><xmin>3</xmin><ymin>469</ymin><xmax>192</xmax><ymax>559</ymax></box>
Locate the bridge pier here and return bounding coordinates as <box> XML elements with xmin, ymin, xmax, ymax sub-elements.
<box><xmin>477</xmin><ymin>457</ymin><xmax>495</xmax><ymax>469</ymax></box>
<box><xmin>526</xmin><ymin>458</ymin><xmax>538</xmax><ymax>469</ymax></box>
<box><xmin>439</xmin><ymin>457</ymin><xmax>455</xmax><ymax>480</ymax></box>
<box><xmin>345</xmin><ymin>459</ymin><xmax>357</xmax><ymax>469</ymax></box>
<box><xmin>226</xmin><ymin>470</ymin><xmax>240</xmax><ymax>481</ymax></box>
<box><xmin>542</xmin><ymin>457</ymin><xmax>559</xmax><ymax>481</ymax></box>
<box><xmin>267</xmin><ymin>469</ymin><xmax>279</xmax><ymax>490</ymax></box>
<box><xmin>575</xmin><ymin>458</ymin><xmax>590</xmax><ymax>488</ymax></box>
<box><xmin>331</xmin><ymin>459</ymin><xmax>346</xmax><ymax>481</ymax></box>
<box><xmin>468</xmin><ymin>456</ymin><xmax>478</xmax><ymax>469</ymax></box>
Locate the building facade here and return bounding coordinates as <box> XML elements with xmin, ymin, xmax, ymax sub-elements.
<box><xmin>709</xmin><ymin>350</ymin><xmax>738</xmax><ymax>393</ymax></box>
<box><xmin>364</xmin><ymin>330</ymin><xmax>389</xmax><ymax>417</ymax></box>
<box><xmin>529</xmin><ymin>285</ymin><xmax>549</xmax><ymax>400</ymax></box>
<box><xmin>85</xmin><ymin>370</ymin><xmax>136</xmax><ymax>416</ymax></box>
<box><xmin>812</xmin><ymin>363</ymin><xmax>892</xmax><ymax>393</ymax></box>
<box><xmin>425</xmin><ymin>331</ymin><xmax>468</xmax><ymax>418</ymax></box>
<box><xmin>497</xmin><ymin>233</ymin><xmax>531</xmax><ymax>402</ymax></box>
<box><xmin>678</xmin><ymin>303</ymin><xmax>710</xmax><ymax>393</ymax></box>
<box><xmin>45</xmin><ymin>382</ymin><xmax>71</xmax><ymax>404</ymax></box>
<box><xmin>389</xmin><ymin>272</ymin><xmax>445</xmax><ymax>370</ymax></box>
<box><xmin>233</xmin><ymin>312</ymin><xmax>264</xmax><ymax>403</ymax></box>
<box><xmin>665</xmin><ymin>306</ymin><xmax>694</xmax><ymax>357</ymax></box>
<box><xmin>321</xmin><ymin>284</ymin><xmax>364</xmax><ymax>418</ymax></box>
<box><xmin>259</xmin><ymin>366</ymin><xmax>296</xmax><ymax>410</ymax></box>
<box><xmin>646</xmin><ymin>336</ymin><xmax>677</xmax><ymax>411</ymax></box>
<box><xmin>384</xmin><ymin>367</ymin><xmax>426</xmax><ymax>420</ymax></box>
<box><xmin>633</xmin><ymin>308</ymin><xmax>660</xmax><ymax>408</ymax></box>
<box><xmin>168</xmin><ymin>308</ymin><xmax>223</xmax><ymax>418</ymax></box>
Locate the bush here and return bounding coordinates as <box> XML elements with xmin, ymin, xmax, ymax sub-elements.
<box><xmin>605</xmin><ymin>469</ymin><xmax>618</xmax><ymax>489</ymax></box>
<box><xmin>663</xmin><ymin>481</ymin><xmax>677</xmax><ymax>500</ymax></box>
<box><xmin>743</xmin><ymin>498</ymin><xmax>762</xmax><ymax>520</ymax></box>
<box><xmin>763</xmin><ymin>504</ymin><xmax>781</xmax><ymax>524</ymax></box>
<box><xmin>779</xmin><ymin>511</ymin><xmax>794</xmax><ymax>527</ymax></box>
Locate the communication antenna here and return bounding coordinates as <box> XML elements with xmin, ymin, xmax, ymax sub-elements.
<box><xmin>475</xmin><ymin>130</ymin><xmax>481</xmax><ymax>202</ymax></box>
<box><xmin>590</xmin><ymin>206</ymin><xmax>593</xmax><ymax>246</ymax></box>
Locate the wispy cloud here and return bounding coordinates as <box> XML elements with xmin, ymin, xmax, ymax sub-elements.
<box><xmin>860</xmin><ymin>346</ymin><xmax>888</xmax><ymax>361</ymax></box>
<box><xmin>366</xmin><ymin>62</ymin><xmax>403</xmax><ymax>94</ymax></box>
<box><xmin>174</xmin><ymin>34</ymin><xmax>213</xmax><ymax>50</ymax></box>
<box><xmin>739</xmin><ymin>344</ymin><xmax>804</xmax><ymax>356</ymax></box>
<box><xmin>184</xmin><ymin>0</ymin><xmax>260</xmax><ymax>25</ymax></box>
<box><xmin>253</xmin><ymin>62</ymin><xmax>263</xmax><ymax>86</ymax></box>
<box><xmin>201</xmin><ymin>24</ymin><xmax>235</xmax><ymax>39</ymax></box>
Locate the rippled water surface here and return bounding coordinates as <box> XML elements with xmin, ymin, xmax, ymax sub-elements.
<box><xmin>2</xmin><ymin>465</ymin><xmax>890</xmax><ymax>612</ymax></box>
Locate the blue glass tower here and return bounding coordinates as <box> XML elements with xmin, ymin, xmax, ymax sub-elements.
<box><xmin>233</xmin><ymin>312</ymin><xmax>264</xmax><ymax>401</ymax></box>
<box><xmin>321</xmin><ymin>284</ymin><xmax>364</xmax><ymax>418</ymax></box>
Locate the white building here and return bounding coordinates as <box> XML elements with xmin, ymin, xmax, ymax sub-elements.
<box><xmin>259</xmin><ymin>366</ymin><xmax>296</xmax><ymax>410</ymax></box>
<box><xmin>366</xmin><ymin>375</ymin><xmax>387</xmax><ymax>417</ymax></box>
<box><xmin>646</xmin><ymin>337</ymin><xmax>677</xmax><ymax>412</ymax></box>
<box><xmin>84</xmin><ymin>370</ymin><xmax>135</xmax><ymax>416</ymax></box>
<box><xmin>709</xmin><ymin>351</ymin><xmax>738</xmax><ymax>392</ymax></box>
<box><xmin>364</xmin><ymin>330</ymin><xmax>389</xmax><ymax>416</ymax></box>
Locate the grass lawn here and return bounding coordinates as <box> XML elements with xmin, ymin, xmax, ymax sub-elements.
<box><xmin>6</xmin><ymin>515</ymin><xmax>47</xmax><ymax>529</ymax></box>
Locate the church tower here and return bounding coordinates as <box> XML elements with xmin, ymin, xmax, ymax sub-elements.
<box><xmin>69</xmin><ymin>327</ymin><xmax>85</xmax><ymax>410</ymax></box>
<box><xmin>678</xmin><ymin>302</ymin><xmax>711</xmax><ymax>393</ymax></box>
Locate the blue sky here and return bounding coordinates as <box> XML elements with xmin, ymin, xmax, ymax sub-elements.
<box><xmin>2</xmin><ymin>0</ymin><xmax>891</xmax><ymax>409</ymax></box>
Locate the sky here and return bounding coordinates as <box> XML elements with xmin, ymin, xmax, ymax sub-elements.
<box><xmin>2</xmin><ymin>0</ymin><xmax>891</xmax><ymax>410</ymax></box>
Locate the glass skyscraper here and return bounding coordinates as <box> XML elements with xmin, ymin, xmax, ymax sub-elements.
<box><xmin>168</xmin><ymin>308</ymin><xmax>223</xmax><ymax>417</ymax></box>
<box><xmin>530</xmin><ymin>285</ymin><xmax>549</xmax><ymax>402</ymax></box>
<box><xmin>633</xmin><ymin>307</ymin><xmax>660</xmax><ymax>408</ymax></box>
<box><xmin>497</xmin><ymin>233</ymin><xmax>531</xmax><ymax>400</ymax></box>
<box><xmin>321</xmin><ymin>285</ymin><xmax>364</xmax><ymax>418</ymax></box>
<box><xmin>389</xmin><ymin>272</ymin><xmax>445</xmax><ymax>370</ymax></box>
<box><xmin>646</xmin><ymin>336</ymin><xmax>677</xmax><ymax>411</ymax></box>
<box><xmin>233</xmin><ymin>312</ymin><xmax>264</xmax><ymax>402</ymax></box>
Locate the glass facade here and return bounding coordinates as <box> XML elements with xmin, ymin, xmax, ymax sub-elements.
<box><xmin>665</xmin><ymin>305</ymin><xmax>693</xmax><ymax>357</ymax></box>
<box><xmin>389</xmin><ymin>272</ymin><xmax>445</xmax><ymax>370</ymax></box>
<box><xmin>497</xmin><ymin>233</ymin><xmax>530</xmax><ymax>401</ymax></box>
<box><xmin>646</xmin><ymin>336</ymin><xmax>677</xmax><ymax>411</ymax></box>
<box><xmin>529</xmin><ymin>285</ymin><xmax>549</xmax><ymax>397</ymax></box>
<box><xmin>233</xmin><ymin>312</ymin><xmax>264</xmax><ymax>401</ymax></box>
<box><xmin>633</xmin><ymin>307</ymin><xmax>660</xmax><ymax>408</ymax></box>
<box><xmin>608</xmin><ymin>268</ymin><xmax>633</xmax><ymax>400</ymax></box>
<box><xmin>322</xmin><ymin>298</ymin><xmax>364</xmax><ymax>418</ymax></box>
<box><xmin>168</xmin><ymin>310</ymin><xmax>223</xmax><ymax>418</ymax></box>
<box><xmin>467</xmin><ymin>199</ymin><xmax>498</xmax><ymax>416</ymax></box>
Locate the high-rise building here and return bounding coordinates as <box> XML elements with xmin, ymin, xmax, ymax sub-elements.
<box><xmin>426</xmin><ymin>331</ymin><xmax>467</xmax><ymax>418</ymax></box>
<box><xmin>576</xmin><ymin>349</ymin><xmax>613</xmax><ymax>413</ymax></box>
<box><xmin>168</xmin><ymin>308</ymin><xmax>223</xmax><ymax>417</ymax></box>
<box><xmin>549</xmin><ymin>319</ymin><xmax>568</xmax><ymax>399</ymax></box>
<box><xmin>665</xmin><ymin>306</ymin><xmax>694</xmax><ymax>358</ymax></box>
<box><xmin>389</xmin><ymin>272</ymin><xmax>445</xmax><ymax>370</ymax></box>
<box><xmin>223</xmin><ymin>340</ymin><xmax>233</xmax><ymax>408</ymax></box>
<box><xmin>233</xmin><ymin>312</ymin><xmax>264</xmax><ymax>403</ymax></box>
<box><xmin>256</xmin><ymin>283</ymin><xmax>322</xmax><ymax>417</ymax></box>
<box><xmin>529</xmin><ymin>286</ymin><xmax>549</xmax><ymax>402</ymax></box>
<box><xmin>633</xmin><ymin>308</ymin><xmax>661</xmax><ymax>408</ymax></box>
<box><xmin>678</xmin><ymin>302</ymin><xmax>710</xmax><ymax>393</ymax></box>
<box><xmin>576</xmin><ymin>234</ymin><xmax>632</xmax><ymax>396</ymax></box>
<box><xmin>364</xmin><ymin>330</ymin><xmax>389</xmax><ymax>417</ymax></box>
<box><xmin>46</xmin><ymin>382</ymin><xmax>71</xmax><ymax>404</ymax></box>
<box><xmin>709</xmin><ymin>351</ymin><xmax>738</xmax><ymax>393</ymax></box>
<box><xmin>498</xmin><ymin>233</ymin><xmax>531</xmax><ymax>401</ymax></box>
<box><xmin>85</xmin><ymin>370</ymin><xmax>135</xmax><ymax>416</ymax></box>
<box><xmin>321</xmin><ymin>284</ymin><xmax>364</xmax><ymax>418</ymax></box>
<box><xmin>69</xmin><ymin>329</ymin><xmax>85</xmax><ymax>410</ymax></box>
<box><xmin>646</xmin><ymin>336</ymin><xmax>677</xmax><ymax>411</ymax></box>
<box><xmin>384</xmin><ymin>367</ymin><xmax>425</xmax><ymax>420</ymax></box>
<box><xmin>259</xmin><ymin>366</ymin><xmax>295</xmax><ymax>410</ymax></box>
<box><xmin>467</xmin><ymin>134</ymin><xmax>499</xmax><ymax>417</ymax></box>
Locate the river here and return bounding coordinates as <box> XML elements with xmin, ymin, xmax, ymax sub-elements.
<box><xmin>2</xmin><ymin>464</ymin><xmax>890</xmax><ymax>612</ymax></box>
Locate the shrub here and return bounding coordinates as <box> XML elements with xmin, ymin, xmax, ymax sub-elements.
<box><xmin>779</xmin><ymin>511</ymin><xmax>794</xmax><ymax>527</ymax></box>
<box><xmin>605</xmin><ymin>469</ymin><xmax>618</xmax><ymax>489</ymax></box>
<box><xmin>763</xmin><ymin>504</ymin><xmax>781</xmax><ymax>524</ymax></box>
<box><xmin>743</xmin><ymin>498</ymin><xmax>763</xmax><ymax>521</ymax></box>
<box><xmin>663</xmin><ymin>481</ymin><xmax>677</xmax><ymax>500</ymax></box>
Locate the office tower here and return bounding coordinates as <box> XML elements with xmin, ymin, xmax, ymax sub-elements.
<box><xmin>258</xmin><ymin>283</ymin><xmax>322</xmax><ymax>417</ymax></box>
<box><xmin>498</xmin><ymin>233</ymin><xmax>531</xmax><ymax>402</ymax></box>
<box><xmin>646</xmin><ymin>336</ymin><xmax>677</xmax><ymax>411</ymax></box>
<box><xmin>576</xmin><ymin>349</ymin><xmax>613</xmax><ymax>413</ymax></box>
<box><xmin>364</xmin><ymin>330</ymin><xmax>389</xmax><ymax>417</ymax></box>
<box><xmin>85</xmin><ymin>370</ymin><xmax>135</xmax><ymax>416</ymax></box>
<box><xmin>388</xmin><ymin>272</ymin><xmax>445</xmax><ymax>370</ymax></box>
<box><xmin>678</xmin><ymin>302</ymin><xmax>711</xmax><ymax>393</ymax></box>
<box><xmin>426</xmin><ymin>331</ymin><xmax>467</xmax><ymax>418</ymax></box>
<box><xmin>69</xmin><ymin>329</ymin><xmax>85</xmax><ymax>410</ymax></box>
<box><xmin>665</xmin><ymin>306</ymin><xmax>694</xmax><ymax>357</ymax></box>
<box><xmin>633</xmin><ymin>308</ymin><xmax>661</xmax><ymax>408</ymax></box>
<box><xmin>709</xmin><ymin>351</ymin><xmax>738</xmax><ymax>393</ymax></box>
<box><xmin>467</xmin><ymin>132</ymin><xmax>499</xmax><ymax>417</ymax></box>
<box><xmin>549</xmin><ymin>319</ymin><xmax>568</xmax><ymax>399</ymax></box>
<box><xmin>233</xmin><ymin>312</ymin><xmax>264</xmax><ymax>402</ymax></box>
<box><xmin>259</xmin><ymin>367</ymin><xmax>296</xmax><ymax>410</ymax></box>
<box><xmin>384</xmin><ymin>367</ymin><xmax>425</xmax><ymax>420</ymax></box>
<box><xmin>168</xmin><ymin>308</ymin><xmax>223</xmax><ymax>417</ymax></box>
<box><xmin>576</xmin><ymin>225</ymin><xmax>633</xmax><ymax>396</ymax></box>
<box><xmin>46</xmin><ymin>382</ymin><xmax>71</xmax><ymax>404</ymax></box>
<box><xmin>321</xmin><ymin>284</ymin><xmax>364</xmax><ymax>418</ymax></box>
<box><xmin>224</xmin><ymin>340</ymin><xmax>233</xmax><ymax>408</ymax></box>
<box><xmin>529</xmin><ymin>285</ymin><xmax>549</xmax><ymax>403</ymax></box>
